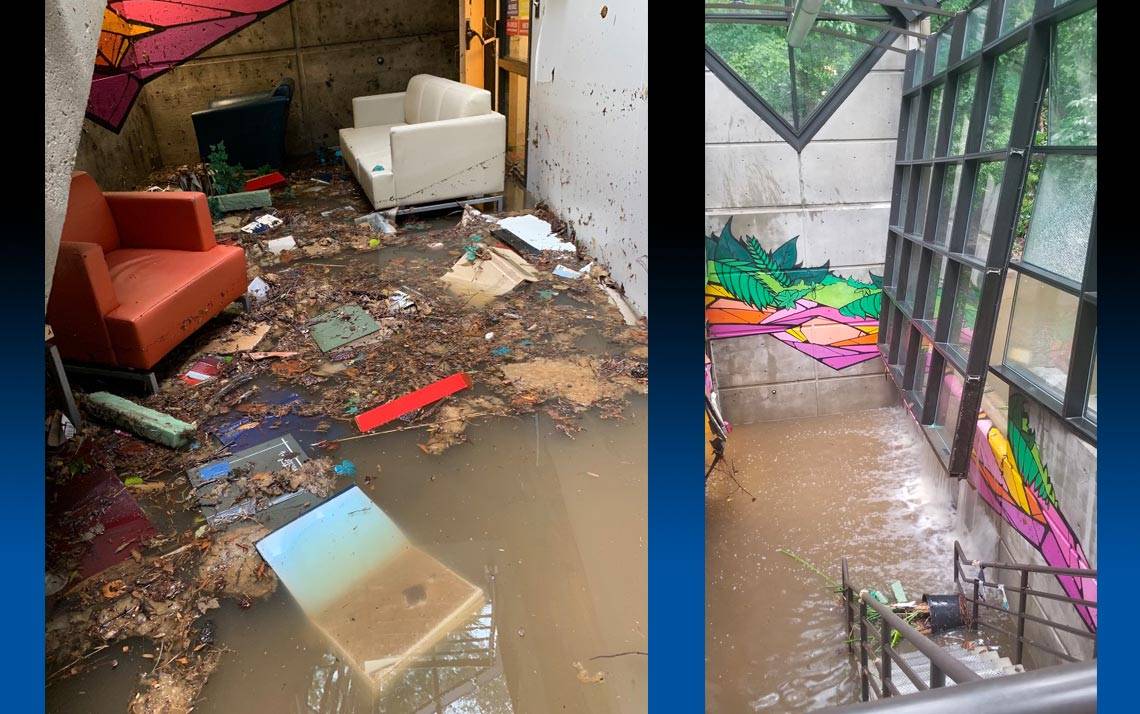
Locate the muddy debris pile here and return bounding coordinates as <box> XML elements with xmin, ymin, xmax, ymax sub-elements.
<box><xmin>46</xmin><ymin>523</ymin><xmax>274</xmax><ymax>712</ymax></box>
<box><xmin>46</xmin><ymin>161</ymin><xmax>647</xmax><ymax>711</ymax></box>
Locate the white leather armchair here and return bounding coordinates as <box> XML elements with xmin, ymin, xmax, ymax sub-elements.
<box><xmin>339</xmin><ymin>75</ymin><xmax>506</xmax><ymax>210</ymax></box>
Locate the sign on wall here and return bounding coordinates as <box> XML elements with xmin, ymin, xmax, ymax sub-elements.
<box><xmin>506</xmin><ymin>0</ymin><xmax>529</xmax><ymax>36</ymax></box>
<box><xmin>88</xmin><ymin>1</ymin><xmax>295</xmax><ymax>132</ymax></box>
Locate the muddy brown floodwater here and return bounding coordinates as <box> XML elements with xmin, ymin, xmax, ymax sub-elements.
<box><xmin>46</xmin><ymin>400</ymin><xmax>646</xmax><ymax>713</ymax></box>
<box><xmin>705</xmin><ymin>407</ymin><xmax>957</xmax><ymax>713</ymax></box>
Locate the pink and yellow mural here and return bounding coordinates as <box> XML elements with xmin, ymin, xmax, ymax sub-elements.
<box><xmin>705</xmin><ymin>223</ymin><xmax>882</xmax><ymax>370</ymax></box>
<box><xmin>89</xmin><ymin>1</ymin><xmax>294</xmax><ymax>132</ymax></box>
<box><xmin>969</xmin><ymin>393</ymin><xmax>1096</xmax><ymax>632</ymax></box>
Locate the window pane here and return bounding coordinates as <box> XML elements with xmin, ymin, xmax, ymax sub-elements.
<box><xmin>911</xmin><ymin>41</ymin><xmax>926</xmax><ymax>87</ymax></box>
<box><xmin>934</xmin><ymin>364</ymin><xmax>965</xmax><ymax>445</ymax></box>
<box><xmin>794</xmin><ymin>21</ymin><xmax>884</xmax><ymax>123</ymax></box>
<box><xmin>1086</xmin><ymin>346</ymin><xmax>1097</xmax><ymax>422</ymax></box>
<box><xmin>1049</xmin><ymin>9</ymin><xmax>1097</xmax><ymax>146</ymax></box>
<box><xmin>892</xmin><ymin>320</ymin><xmax>912</xmax><ymax>368</ymax></box>
<box><xmin>1017</xmin><ymin>155</ymin><xmax>1096</xmax><ymax>283</ymax></box>
<box><xmin>963</xmin><ymin>161</ymin><xmax>1005</xmax><ymax>260</ymax></box>
<box><xmin>934</xmin><ymin>164</ymin><xmax>963</xmax><ymax>245</ymax></box>
<box><xmin>964</xmin><ymin>3</ymin><xmax>989</xmax><ymax>57</ymax></box>
<box><xmin>949</xmin><ymin>267</ymin><xmax>983</xmax><ymax>358</ymax></box>
<box><xmin>890</xmin><ymin>235</ymin><xmax>905</xmax><ymax>289</ymax></box>
<box><xmin>999</xmin><ymin>0</ymin><xmax>1034</xmax><ymax>37</ymax></box>
<box><xmin>902</xmin><ymin>245</ymin><xmax>922</xmax><ymax>311</ymax></box>
<box><xmin>924</xmin><ymin>85</ymin><xmax>945</xmax><ymax>157</ymax></box>
<box><xmin>1003</xmin><ymin>273</ymin><xmax>1079</xmax><ymax>400</ymax></box>
<box><xmin>922</xmin><ymin>254</ymin><xmax>946</xmax><ymax>325</ymax></box>
<box><xmin>895</xmin><ymin>166</ymin><xmax>911</xmax><ymax>228</ymax></box>
<box><xmin>948</xmin><ymin>70</ymin><xmax>977</xmax><ymax>156</ymax></box>
<box><xmin>705</xmin><ymin>24</ymin><xmax>794</xmax><ymax>124</ymax></box>
<box><xmin>905</xmin><ymin>97</ymin><xmax>921</xmax><ymax>159</ymax></box>
<box><xmin>933</xmin><ymin>33</ymin><xmax>951</xmax><ymax>75</ymax></box>
<box><xmin>911</xmin><ymin>166</ymin><xmax>933</xmax><ymax>234</ymax></box>
<box><xmin>915</xmin><ymin>337</ymin><xmax>935</xmax><ymax>405</ymax></box>
<box><xmin>982</xmin><ymin>45</ymin><xmax>1026</xmax><ymax>151</ymax></box>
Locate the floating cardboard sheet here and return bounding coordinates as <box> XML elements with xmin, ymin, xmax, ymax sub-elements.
<box><xmin>309</xmin><ymin>304</ymin><xmax>382</xmax><ymax>352</ymax></box>
<box><xmin>440</xmin><ymin>247</ymin><xmax>540</xmax><ymax>299</ymax></box>
<box><xmin>256</xmin><ymin>487</ymin><xmax>484</xmax><ymax>690</ymax></box>
<box><xmin>199</xmin><ymin>323</ymin><xmax>270</xmax><ymax>355</ymax></box>
<box><xmin>496</xmin><ymin>214</ymin><xmax>575</xmax><ymax>252</ymax></box>
<box><xmin>187</xmin><ymin>434</ymin><xmax>308</xmax><ymax>528</ymax></box>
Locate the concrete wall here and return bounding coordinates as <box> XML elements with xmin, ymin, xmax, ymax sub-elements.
<box><xmin>526</xmin><ymin>0</ymin><xmax>649</xmax><ymax>315</ymax></box>
<box><xmin>45</xmin><ymin>0</ymin><xmax>106</xmax><ymax>309</ymax></box>
<box><xmin>75</xmin><ymin>0</ymin><xmax>458</xmax><ymax>189</ymax></box>
<box><xmin>706</xmin><ymin>41</ymin><xmax>905</xmax><ymax>425</ymax></box>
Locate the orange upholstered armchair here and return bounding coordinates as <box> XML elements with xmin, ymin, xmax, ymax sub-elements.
<box><xmin>47</xmin><ymin>172</ymin><xmax>248</xmax><ymax>371</ymax></box>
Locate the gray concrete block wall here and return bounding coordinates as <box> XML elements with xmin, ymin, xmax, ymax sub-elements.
<box><xmin>75</xmin><ymin>0</ymin><xmax>457</xmax><ymax>189</ymax></box>
<box><xmin>705</xmin><ymin>40</ymin><xmax>905</xmax><ymax>425</ymax></box>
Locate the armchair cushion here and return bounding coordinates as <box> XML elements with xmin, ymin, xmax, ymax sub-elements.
<box><xmin>62</xmin><ymin>172</ymin><xmax>119</xmax><ymax>253</ymax></box>
<box><xmin>104</xmin><ymin>246</ymin><xmax>248</xmax><ymax>370</ymax></box>
<box><xmin>105</xmin><ymin>192</ymin><xmax>216</xmax><ymax>252</ymax></box>
<box><xmin>404</xmin><ymin>75</ymin><xmax>492</xmax><ymax>124</ymax></box>
<box><xmin>47</xmin><ymin>242</ymin><xmax>120</xmax><ymax>366</ymax></box>
<box><xmin>353</xmin><ymin>92</ymin><xmax>406</xmax><ymax>128</ymax></box>
<box><xmin>390</xmin><ymin>114</ymin><xmax>505</xmax><ymax>203</ymax></box>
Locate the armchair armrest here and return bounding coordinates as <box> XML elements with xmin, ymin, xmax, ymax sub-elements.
<box><xmin>389</xmin><ymin>113</ymin><xmax>506</xmax><ymax>199</ymax></box>
<box><xmin>105</xmin><ymin>192</ymin><xmax>217</xmax><ymax>252</ymax></box>
<box><xmin>353</xmin><ymin>92</ymin><xmax>407</xmax><ymax>128</ymax></box>
<box><xmin>46</xmin><ymin>242</ymin><xmax>120</xmax><ymax>364</ymax></box>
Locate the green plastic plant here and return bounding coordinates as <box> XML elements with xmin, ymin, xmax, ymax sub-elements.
<box><xmin>206</xmin><ymin>142</ymin><xmax>244</xmax><ymax>196</ymax></box>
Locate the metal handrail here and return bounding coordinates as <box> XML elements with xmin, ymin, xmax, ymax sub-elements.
<box><xmin>828</xmin><ymin>661</ymin><xmax>1095</xmax><ymax>713</ymax></box>
<box><xmin>842</xmin><ymin>557</ymin><xmax>981</xmax><ymax>702</ymax></box>
<box><xmin>952</xmin><ymin>540</ymin><xmax>1096</xmax><ymax>665</ymax></box>
<box><xmin>955</xmin><ymin>540</ymin><xmax>1097</xmax><ymax>577</ymax></box>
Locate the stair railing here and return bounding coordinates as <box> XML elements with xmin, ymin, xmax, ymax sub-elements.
<box><xmin>952</xmin><ymin>540</ymin><xmax>1097</xmax><ymax>666</ymax></box>
<box><xmin>842</xmin><ymin>558</ymin><xmax>982</xmax><ymax>702</ymax></box>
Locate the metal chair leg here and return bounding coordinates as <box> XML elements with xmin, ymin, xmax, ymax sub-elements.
<box><xmin>48</xmin><ymin>344</ymin><xmax>83</xmax><ymax>429</ymax></box>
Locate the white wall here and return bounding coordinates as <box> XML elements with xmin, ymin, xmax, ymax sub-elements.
<box><xmin>706</xmin><ymin>39</ymin><xmax>906</xmax><ymax>424</ymax></box>
<box><xmin>526</xmin><ymin>0</ymin><xmax>648</xmax><ymax>315</ymax></box>
<box><xmin>45</xmin><ymin>0</ymin><xmax>104</xmax><ymax>311</ymax></box>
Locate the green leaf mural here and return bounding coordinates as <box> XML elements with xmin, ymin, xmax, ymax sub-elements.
<box><xmin>714</xmin><ymin>259</ymin><xmax>776</xmax><ymax>310</ymax></box>
<box><xmin>775</xmin><ymin>288</ymin><xmax>811</xmax><ymax>310</ymax></box>
<box><xmin>789</xmin><ymin>261</ymin><xmax>831</xmax><ymax>286</ymax></box>
<box><xmin>838</xmin><ymin>293</ymin><xmax>883</xmax><ymax>319</ymax></box>
<box><xmin>1008</xmin><ymin>393</ymin><xmax>1057</xmax><ymax>506</ymax></box>
<box><xmin>746</xmin><ymin>237</ymin><xmax>792</xmax><ymax>287</ymax></box>
<box><xmin>771</xmin><ymin>236</ymin><xmax>799</xmax><ymax>270</ymax></box>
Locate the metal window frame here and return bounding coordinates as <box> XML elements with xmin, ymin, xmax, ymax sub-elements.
<box><xmin>704</xmin><ymin>7</ymin><xmax>906</xmax><ymax>151</ymax></box>
<box><xmin>881</xmin><ymin>0</ymin><xmax>1098</xmax><ymax>476</ymax></box>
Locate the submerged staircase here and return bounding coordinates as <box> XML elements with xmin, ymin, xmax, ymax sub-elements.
<box><xmin>888</xmin><ymin>645</ymin><xmax>1021</xmax><ymax>696</ymax></box>
<box><xmin>838</xmin><ymin>542</ymin><xmax>1095</xmax><ymax>709</ymax></box>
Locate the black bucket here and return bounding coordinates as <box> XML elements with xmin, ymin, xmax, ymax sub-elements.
<box><xmin>924</xmin><ymin>594</ymin><xmax>966</xmax><ymax>633</ymax></box>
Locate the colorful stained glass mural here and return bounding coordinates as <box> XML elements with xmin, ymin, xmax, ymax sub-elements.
<box><xmin>969</xmin><ymin>393</ymin><xmax>1096</xmax><ymax>632</ymax></box>
<box><xmin>705</xmin><ymin>222</ymin><xmax>883</xmax><ymax>370</ymax></box>
<box><xmin>89</xmin><ymin>1</ymin><xmax>294</xmax><ymax>132</ymax></box>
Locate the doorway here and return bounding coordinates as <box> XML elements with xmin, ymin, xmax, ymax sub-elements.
<box><xmin>460</xmin><ymin>0</ymin><xmax>530</xmax><ymax>209</ymax></box>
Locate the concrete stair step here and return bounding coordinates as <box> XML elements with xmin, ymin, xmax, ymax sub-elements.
<box><xmin>885</xmin><ymin>644</ymin><xmax>1017</xmax><ymax>696</ymax></box>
